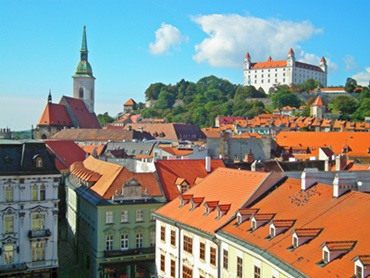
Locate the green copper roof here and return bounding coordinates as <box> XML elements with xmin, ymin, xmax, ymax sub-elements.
<box><xmin>74</xmin><ymin>25</ymin><xmax>94</xmax><ymax>77</ymax></box>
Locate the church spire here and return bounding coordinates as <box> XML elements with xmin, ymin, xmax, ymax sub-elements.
<box><xmin>80</xmin><ymin>25</ymin><xmax>88</xmax><ymax>61</ymax></box>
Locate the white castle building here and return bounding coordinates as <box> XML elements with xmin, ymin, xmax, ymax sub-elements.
<box><xmin>243</xmin><ymin>48</ymin><xmax>327</xmax><ymax>93</ymax></box>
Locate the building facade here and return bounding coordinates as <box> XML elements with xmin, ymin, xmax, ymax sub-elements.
<box><xmin>65</xmin><ymin>156</ymin><xmax>166</xmax><ymax>278</ymax></box>
<box><xmin>0</xmin><ymin>140</ymin><xmax>61</xmax><ymax>277</ymax></box>
<box><xmin>244</xmin><ymin>48</ymin><xmax>327</xmax><ymax>93</ymax></box>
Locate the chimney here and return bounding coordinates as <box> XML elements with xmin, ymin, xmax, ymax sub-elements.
<box><xmin>301</xmin><ymin>168</ymin><xmax>319</xmax><ymax>190</ymax></box>
<box><xmin>335</xmin><ymin>154</ymin><xmax>347</xmax><ymax>171</ymax></box>
<box><xmin>205</xmin><ymin>155</ymin><xmax>211</xmax><ymax>173</ymax></box>
<box><xmin>333</xmin><ymin>172</ymin><xmax>357</xmax><ymax>198</ymax></box>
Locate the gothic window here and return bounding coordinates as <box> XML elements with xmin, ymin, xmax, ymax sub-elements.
<box><xmin>79</xmin><ymin>88</ymin><xmax>84</xmax><ymax>98</ymax></box>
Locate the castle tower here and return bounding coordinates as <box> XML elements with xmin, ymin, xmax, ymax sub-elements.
<box><xmin>244</xmin><ymin>52</ymin><xmax>252</xmax><ymax>85</ymax></box>
<box><xmin>287</xmin><ymin>48</ymin><xmax>295</xmax><ymax>67</ymax></box>
<box><xmin>73</xmin><ymin>25</ymin><xmax>95</xmax><ymax>113</ymax></box>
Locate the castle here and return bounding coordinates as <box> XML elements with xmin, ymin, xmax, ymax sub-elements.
<box><xmin>243</xmin><ymin>48</ymin><xmax>327</xmax><ymax>93</ymax></box>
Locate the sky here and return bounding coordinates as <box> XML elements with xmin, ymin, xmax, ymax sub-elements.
<box><xmin>1</xmin><ymin>0</ymin><xmax>370</xmax><ymax>131</ymax></box>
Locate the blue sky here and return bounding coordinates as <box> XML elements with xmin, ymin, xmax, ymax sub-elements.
<box><xmin>1</xmin><ymin>0</ymin><xmax>370</xmax><ymax>130</ymax></box>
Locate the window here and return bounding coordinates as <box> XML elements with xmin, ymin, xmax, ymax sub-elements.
<box><xmin>4</xmin><ymin>216</ymin><xmax>14</xmax><ymax>234</ymax></box>
<box><xmin>32</xmin><ymin>242</ymin><xmax>45</xmax><ymax>262</ymax></box>
<box><xmin>35</xmin><ymin>157</ymin><xmax>43</xmax><ymax>168</ymax></box>
<box><xmin>40</xmin><ymin>184</ymin><xmax>45</xmax><ymax>200</ymax></box>
<box><xmin>183</xmin><ymin>235</ymin><xmax>193</xmax><ymax>254</ymax></box>
<box><xmin>323</xmin><ymin>250</ymin><xmax>329</xmax><ymax>263</ymax></box>
<box><xmin>136</xmin><ymin>209</ymin><xmax>143</xmax><ymax>222</ymax></box>
<box><xmin>182</xmin><ymin>265</ymin><xmax>192</xmax><ymax>278</ymax></box>
<box><xmin>160</xmin><ymin>254</ymin><xmax>165</xmax><ymax>271</ymax></box>
<box><xmin>120</xmin><ymin>234</ymin><xmax>128</xmax><ymax>250</ymax></box>
<box><xmin>270</xmin><ymin>226</ymin><xmax>275</xmax><ymax>237</ymax></box>
<box><xmin>32</xmin><ymin>214</ymin><xmax>45</xmax><ymax>231</ymax></box>
<box><xmin>79</xmin><ymin>87</ymin><xmax>84</xmax><ymax>98</ymax></box>
<box><xmin>32</xmin><ymin>184</ymin><xmax>38</xmax><ymax>201</ymax></box>
<box><xmin>293</xmin><ymin>236</ymin><xmax>298</xmax><ymax>248</ymax></box>
<box><xmin>170</xmin><ymin>230</ymin><xmax>176</xmax><ymax>246</ymax></box>
<box><xmin>181</xmin><ymin>184</ymin><xmax>189</xmax><ymax>193</ymax></box>
<box><xmin>4</xmin><ymin>245</ymin><xmax>14</xmax><ymax>265</ymax></box>
<box><xmin>136</xmin><ymin>232</ymin><xmax>143</xmax><ymax>248</ymax></box>
<box><xmin>150</xmin><ymin>230</ymin><xmax>156</xmax><ymax>246</ymax></box>
<box><xmin>252</xmin><ymin>220</ymin><xmax>256</xmax><ymax>230</ymax></box>
<box><xmin>254</xmin><ymin>266</ymin><xmax>261</xmax><ymax>278</ymax></box>
<box><xmin>161</xmin><ymin>226</ymin><xmax>166</xmax><ymax>242</ymax></box>
<box><xmin>121</xmin><ymin>210</ymin><xmax>128</xmax><ymax>223</ymax></box>
<box><xmin>5</xmin><ymin>186</ymin><xmax>13</xmax><ymax>202</ymax></box>
<box><xmin>223</xmin><ymin>249</ymin><xmax>228</xmax><ymax>269</ymax></box>
<box><xmin>106</xmin><ymin>235</ymin><xmax>113</xmax><ymax>250</ymax></box>
<box><xmin>150</xmin><ymin>208</ymin><xmax>155</xmax><ymax>221</ymax></box>
<box><xmin>170</xmin><ymin>259</ymin><xmax>176</xmax><ymax>277</ymax></box>
<box><xmin>106</xmin><ymin>211</ymin><xmax>113</xmax><ymax>224</ymax></box>
<box><xmin>199</xmin><ymin>242</ymin><xmax>205</xmax><ymax>260</ymax></box>
<box><xmin>356</xmin><ymin>265</ymin><xmax>363</xmax><ymax>278</ymax></box>
<box><xmin>210</xmin><ymin>246</ymin><xmax>216</xmax><ymax>266</ymax></box>
<box><xmin>237</xmin><ymin>257</ymin><xmax>243</xmax><ymax>277</ymax></box>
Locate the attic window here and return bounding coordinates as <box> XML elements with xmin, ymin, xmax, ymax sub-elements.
<box><xmin>180</xmin><ymin>194</ymin><xmax>193</xmax><ymax>207</ymax></box>
<box><xmin>267</xmin><ymin>220</ymin><xmax>295</xmax><ymax>239</ymax></box>
<box><xmin>250</xmin><ymin>213</ymin><xmax>275</xmax><ymax>231</ymax></box>
<box><xmin>204</xmin><ymin>201</ymin><xmax>218</xmax><ymax>216</ymax></box>
<box><xmin>190</xmin><ymin>197</ymin><xmax>204</xmax><ymax>211</ymax></box>
<box><xmin>289</xmin><ymin>228</ymin><xmax>322</xmax><ymax>250</ymax></box>
<box><xmin>352</xmin><ymin>255</ymin><xmax>370</xmax><ymax>278</ymax></box>
<box><xmin>317</xmin><ymin>241</ymin><xmax>357</xmax><ymax>266</ymax></box>
<box><xmin>33</xmin><ymin>155</ymin><xmax>43</xmax><ymax>168</ymax></box>
<box><xmin>216</xmin><ymin>204</ymin><xmax>231</xmax><ymax>219</ymax></box>
<box><xmin>236</xmin><ymin>208</ymin><xmax>259</xmax><ymax>225</ymax></box>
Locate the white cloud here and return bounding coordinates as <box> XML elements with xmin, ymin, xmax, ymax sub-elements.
<box><xmin>352</xmin><ymin>67</ymin><xmax>370</xmax><ymax>86</ymax></box>
<box><xmin>343</xmin><ymin>55</ymin><xmax>360</xmax><ymax>72</ymax></box>
<box><xmin>191</xmin><ymin>14</ymin><xmax>323</xmax><ymax>68</ymax></box>
<box><xmin>149</xmin><ymin>23</ymin><xmax>188</xmax><ymax>55</ymax></box>
<box><xmin>299</xmin><ymin>49</ymin><xmax>338</xmax><ymax>73</ymax></box>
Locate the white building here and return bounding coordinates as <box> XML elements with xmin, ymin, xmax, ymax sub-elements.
<box><xmin>0</xmin><ymin>140</ymin><xmax>61</xmax><ymax>277</ymax></box>
<box><xmin>244</xmin><ymin>48</ymin><xmax>327</xmax><ymax>93</ymax></box>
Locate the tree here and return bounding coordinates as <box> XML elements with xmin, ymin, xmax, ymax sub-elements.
<box><xmin>144</xmin><ymin>82</ymin><xmax>165</xmax><ymax>100</ymax></box>
<box><xmin>351</xmin><ymin>98</ymin><xmax>370</xmax><ymax>121</ymax></box>
<box><xmin>330</xmin><ymin>96</ymin><xmax>358</xmax><ymax>115</ymax></box>
<box><xmin>154</xmin><ymin>90</ymin><xmax>175</xmax><ymax>109</ymax></box>
<box><xmin>344</xmin><ymin>78</ymin><xmax>358</xmax><ymax>93</ymax></box>
<box><xmin>97</xmin><ymin>112</ymin><xmax>115</xmax><ymax>126</ymax></box>
<box><xmin>271</xmin><ymin>89</ymin><xmax>302</xmax><ymax>109</ymax></box>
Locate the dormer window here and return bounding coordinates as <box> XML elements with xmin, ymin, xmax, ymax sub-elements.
<box><xmin>204</xmin><ymin>201</ymin><xmax>218</xmax><ymax>216</ymax></box>
<box><xmin>216</xmin><ymin>204</ymin><xmax>231</xmax><ymax>219</ymax></box>
<box><xmin>236</xmin><ymin>208</ymin><xmax>259</xmax><ymax>225</ymax></box>
<box><xmin>268</xmin><ymin>220</ymin><xmax>295</xmax><ymax>239</ymax></box>
<box><xmin>180</xmin><ymin>194</ymin><xmax>193</xmax><ymax>207</ymax></box>
<box><xmin>250</xmin><ymin>213</ymin><xmax>275</xmax><ymax>231</ymax></box>
<box><xmin>34</xmin><ymin>155</ymin><xmax>43</xmax><ymax>168</ymax></box>
<box><xmin>290</xmin><ymin>228</ymin><xmax>322</xmax><ymax>250</ymax></box>
<box><xmin>352</xmin><ymin>255</ymin><xmax>370</xmax><ymax>278</ymax></box>
<box><xmin>270</xmin><ymin>226</ymin><xmax>275</xmax><ymax>237</ymax></box>
<box><xmin>190</xmin><ymin>197</ymin><xmax>204</xmax><ymax>211</ymax></box>
<box><xmin>318</xmin><ymin>241</ymin><xmax>357</xmax><ymax>266</ymax></box>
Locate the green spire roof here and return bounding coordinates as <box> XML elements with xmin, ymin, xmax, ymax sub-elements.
<box><xmin>74</xmin><ymin>25</ymin><xmax>94</xmax><ymax>78</ymax></box>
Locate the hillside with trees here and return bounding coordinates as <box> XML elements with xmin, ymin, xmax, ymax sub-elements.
<box><xmin>98</xmin><ymin>76</ymin><xmax>370</xmax><ymax>127</ymax></box>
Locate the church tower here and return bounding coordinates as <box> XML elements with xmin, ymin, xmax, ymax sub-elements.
<box><xmin>73</xmin><ymin>26</ymin><xmax>95</xmax><ymax>113</ymax></box>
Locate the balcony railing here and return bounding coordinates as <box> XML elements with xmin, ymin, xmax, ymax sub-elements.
<box><xmin>104</xmin><ymin>246</ymin><xmax>155</xmax><ymax>258</ymax></box>
<box><xmin>28</xmin><ymin>229</ymin><xmax>52</xmax><ymax>238</ymax></box>
<box><xmin>0</xmin><ymin>262</ymin><xmax>27</xmax><ymax>273</ymax></box>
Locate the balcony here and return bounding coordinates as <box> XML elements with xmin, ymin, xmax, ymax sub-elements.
<box><xmin>104</xmin><ymin>246</ymin><xmax>155</xmax><ymax>258</ymax></box>
<box><xmin>28</xmin><ymin>229</ymin><xmax>52</xmax><ymax>238</ymax></box>
<box><xmin>0</xmin><ymin>262</ymin><xmax>27</xmax><ymax>273</ymax></box>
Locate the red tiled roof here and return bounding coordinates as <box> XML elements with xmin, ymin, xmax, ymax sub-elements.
<box><xmin>323</xmin><ymin>241</ymin><xmax>356</xmax><ymax>252</ymax></box>
<box><xmin>311</xmin><ymin>95</ymin><xmax>325</xmax><ymax>106</ymax></box>
<box><xmin>37</xmin><ymin>103</ymin><xmax>73</xmax><ymax>126</ymax></box>
<box><xmin>74</xmin><ymin>156</ymin><xmax>163</xmax><ymax>199</ymax></box>
<box><xmin>155</xmin><ymin>168</ymin><xmax>272</xmax><ymax>235</ymax></box>
<box><xmin>155</xmin><ymin>159</ymin><xmax>224</xmax><ymax>201</ymax></box>
<box><xmin>124</xmin><ymin>98</ymin><xmax>136</xmax><ymax>106</ymax></box>
<box><xmin>44</xmin><ymin>139</ymin><xmax>87</xmax><ymax>170</ymax></box>
<box><xmin>221</xmin><ymin>178</ymin><xmax>370</xmax><ymax>277</ymax></box>
<box><xmin>61</xmin><ymin>96</ymin><xmax>101</xmax><ymax>128</ymax></box>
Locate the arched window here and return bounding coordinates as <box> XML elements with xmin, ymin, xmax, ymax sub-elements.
<box><xmin>35</xmin><ymin>157</ymin><xmax>43</xmax><ymax>168</ymax></box>
<box><xmin>79</xmin><ymin>87</ymin><xmax>84</xmax><ymax>98</ymax></box>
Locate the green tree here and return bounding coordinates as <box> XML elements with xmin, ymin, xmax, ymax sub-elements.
<box><xmin>330</xmin><ymin>96</ymin><xmax>358</xmax><ymax>115</ymax></box>
<box><xmin>144</xmin><ymin>83</ymin><xmax>165</xmax><ymax>100</ymax></box>
<box><xmin>97</xmin><ymin>112</ymin><xmax>115</xmax><ymax>126</ymax></box>
<box><xmin>271</xmin><ymin>89</ymin><xmax>302</xmax><ymax>109</ymax></box>
<box><xmin>154</xmin><ymin>90</ymin><xmax>175</xmax><ymax>109</ymax></box>
<box><xmin>351</xmin><ymin>98</ymin><xmax>370</xmax><ymax>121</ymax></box>
<box><xmin>344</xmin><ymin>78</ymin><xmax>358</xmax><ymax>93</ymax></box>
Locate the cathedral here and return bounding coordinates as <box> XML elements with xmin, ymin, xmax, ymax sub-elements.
<box><xmin>243</xmin><ymin>48</ymin><xmax>327</xmax><ymax>93</ymax></box>
<box><xmin>34</xmin><ymin>26</ymin><xmax>100</xmax><ymax>140</ymax></box>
